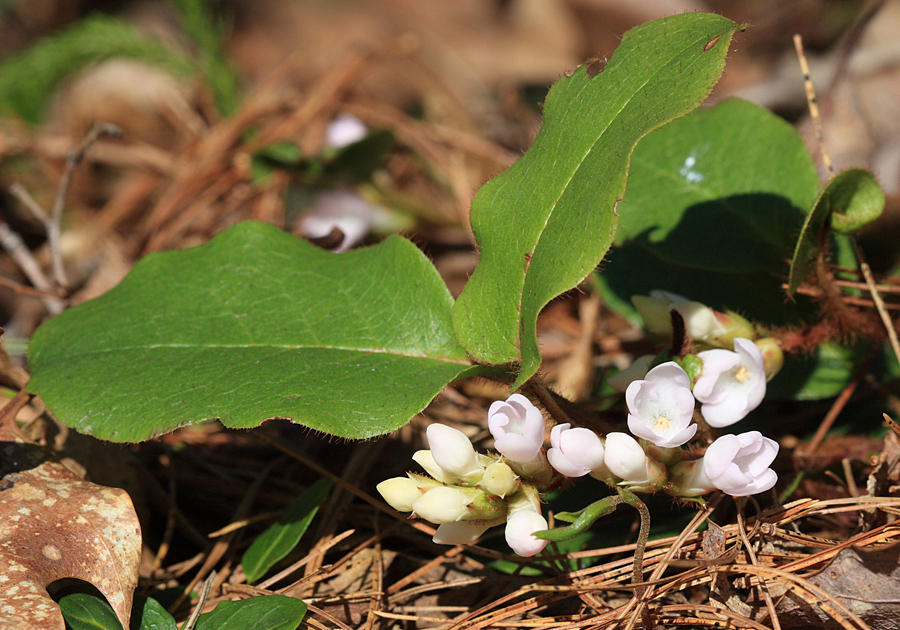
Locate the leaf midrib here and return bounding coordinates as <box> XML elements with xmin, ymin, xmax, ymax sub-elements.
<box><xmin>37</xmin><ymin>342</ymin><xmax>472</xmax><ymax>365</ymax></box>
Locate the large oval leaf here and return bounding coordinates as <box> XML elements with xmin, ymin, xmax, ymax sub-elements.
<box><xmin>452</xmin><ymin>13</ymin><xmax>737</xmax><ymax>387</ymax></box>
<box><xmin>597</xmin><ymin>98</ymin><xmax>820</xmax><ymax>325</ymax></box>
<box><xmin>28</xmin><ymin>221</ymin><xmax>477</xmax><ymax>442</ymax></box>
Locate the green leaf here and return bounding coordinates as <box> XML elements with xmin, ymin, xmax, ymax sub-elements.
<box><xmin>59</xmin><ymin>593</ymin><xmax>122</xmax><ymax>630</ymax></box>
<box><xmin>768</xmin><ymin>341</ymin><xmax>865</xmax><ymax>400</ymax></box>
<box><xmin>195</xmin><ymin>595</ymin><xmax>307</xmax><ymax>630</ymax></box>
<box><xmin>597</xmin><ymin>99</ymin><xmax>820</xmax><ymax>325</ymax></box>
<box><xmin>788</xmin><ymin>168</ymin><xmax>885</xmax><ymax>293</ymax></box>
<box><xmin>130</xmin><ymin>596</ymin><xmax>177</xmax><ymax>630</ymax></box>
<box><xmin>28</xmin><ymin>221</ymin><xmax>479</xmax><ymax>442</ymax></box>
<box><xmin>242</xmin><ymin>478</ymin><xmax>332</xmax><ymax>584</ymax></box>
<box><xmin>0</xmin><ymin>15</ymin><xmax>196</xmax><ymax>124</ymax></box>
<box><xmin>452</xmin><ymin>13</ymin><xmax>737</xmax><ymax>387</ymax></box>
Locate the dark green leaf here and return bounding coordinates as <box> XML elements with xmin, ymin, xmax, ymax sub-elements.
<box><xmin>59</xmin><ymin>593</ymin><xmax>122</xmax><ymax>630</ymax></box>
<box><xmin>788</xmin><ymin>168</ymin><xmax>885</xmax><ymax>293</ymax></box>
<box><xmin>453</xmin><ymin>13</ymin><xmax>737</xmax><ymax>387</ymax></box>
<box><xmin>598</xmin><ymin>98</ymin><xmax>820</xmax><ymax>325</ymax></box>
<box><xmin>768</xmin><ymin>341</ymin><xmax>865</xmax><ymax>400</ymax></box>
<box><xmin>194</xmin><ymin>595</ymin><xmax>307</xmax><ymax>630</ymax></box>
<box><xmin>28</xmin><ymin>221</ymin><xmax>480</xmax><ymax>442</ymax></box>
<box><xmin>242</xmin><ymin>478</ymin><xmax>332</xmax><ymax>584</ymax></box>
<box><xmin>130</xmin><ymin>596</ymin><xmax>177</xmax><ymax>630</ymax></box>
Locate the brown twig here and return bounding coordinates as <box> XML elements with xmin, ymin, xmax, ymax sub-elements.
<box><xmin>48</xmin><ymin>122</ymin><xmax>123</xmax><ymax>287</ymax></box>
<box><xmin>0</xmin><ymin>220</ymin><xmax>63</xmax><ymax>314</ymax></box>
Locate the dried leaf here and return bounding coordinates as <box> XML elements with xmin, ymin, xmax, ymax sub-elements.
<box><xmin>0</xmin><ymin>454</ymin><xmax>141</xmax><ymax>629</ymax></box>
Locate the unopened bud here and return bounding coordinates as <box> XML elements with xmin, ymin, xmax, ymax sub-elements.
<box><xmin>602</xmin><ymin>432</ymin><xmax>667</xmax><ymax>492</ymax></box>
<box><xmin>482</xmin><ymin>462</ymin><xmax>519</xmax><ymax>497</ymax></box>
<box><xmin>433</xmin><ymin>519</ymin><xmax>500</xmax><ymax>545</ymax></box>
<box><xmin>666</xmin><ymin>458</ymin><xmax>715</xmax><ymax>497</ymax></box>
<box><xmin>707</xmin><ymin>310</ymin><xmax>755</xmax><ymax>348</ymax></box>
<box><xmin>754</xmin><ymin>337</ymin><xmax>783</xmax><ymax>381</ymax></box>
<box><xmin>412</xmin><ymin>450</ymin><xmax>454</xmax><ymax>483</ymax></box>
<box><xmin>427</xmin><ymin>424</ymin><xmax>484</xmax><ymax>482</ymax></box>
<box><xmin>376</xmin><ymin>476</ymin><xmax>422</xmax><ymax>512</ymax></box>
<box><xmin>412</xmin><ymin>486</ymin><xmax>504</xmax><ymax>524</ymax></box>
<box><xmin>504</xmin><ymin>485</ymin><xmax>548</xmax><ymax>557</ymax></box>
<box><xmin>632</xmin><ymin>295</ymin><xmax>673</xmax><ymax>337</ymax></box>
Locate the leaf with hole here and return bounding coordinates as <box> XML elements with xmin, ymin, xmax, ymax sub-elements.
<box><xmin>28</xmin><ymin>221</ymin><xmax>482</xmax><ymax>442</ymax></box>
<box><xmin>452</xmin><ymin>13</ymin><xmax>737</xmax><ymax>387</ymax></box>
<box><xmin>242</xmin><ymin>478</ymin><xmax>332</xmax><ymax>584</ymax></box>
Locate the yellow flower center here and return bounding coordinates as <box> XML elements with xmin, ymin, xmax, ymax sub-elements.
<box><xmin>653</xmin><ymin>414</ymin><xmax>671</xmax><ymax>432</ymax></box>
<box><xmin>734</xmin><ymin>365</ymin><xmax>749</xmax><ymax>383</ymax></box>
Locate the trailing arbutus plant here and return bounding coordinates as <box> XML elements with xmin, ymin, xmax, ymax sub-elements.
<box><xmin>25</xmin><ymin>11</ymin><xmax>894</xmax><ymax>586</ymax></box>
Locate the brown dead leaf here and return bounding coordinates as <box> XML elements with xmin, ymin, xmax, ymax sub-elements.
<box><xmin>776</xmin><ymin>541</ymin><xmax>900</xmax><ymax>630</ymax></box>
<box><xmin>0</xmin><ymin>444</ymin><xmax>142</xmax><ymax>629</ymax></box>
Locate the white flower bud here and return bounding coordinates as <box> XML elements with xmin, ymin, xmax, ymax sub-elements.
<box><xmin>426</xmin><ymin>423</ymin><xmax>484</xmax><ymax>481</ymax></box>
<box><xmin>325</xmin><ymin>113</ymin><xmax>367</xmax><ymax>149</ymax></box>
<box><xmin>412</xmin><ymin>486</ymin><xmax>472</xmax><ymax>523</ymax></box>
<box><xmin>411</xmin><ymin>486</ymin><xmax>503</xmax><ymax>524</ymax></box>
<box><xmin>482</xmin><ymin>462</ymin><xmax>519</xmax><ymax>498</ymax></box>
<box><xmin>376</xmin><ymin>477</ymin><xmax>421</xmax><ymax>512</ymax></box>
<box><xmin>412</xmin><ymin>450</ymin><xmax>454</xmax><ymax>483</ymax></box>
<box><xmin>602</xmin><ymin>432</ymin><xmax>667</xmax><ymax>491</ymax></box>
<box><xmin>433</xmin><ymin>519</ymin><xmax>500</xmax><ymax>545</ymax></box>
<box><xmin>505</xmin><ymin>510</ymin><xmax>549</xmax><ymax>557</ymax></box>
<box><xmin>547</xmin><ymin>424</ymin><xmax>605</xmax><ymax>478</ymax></box>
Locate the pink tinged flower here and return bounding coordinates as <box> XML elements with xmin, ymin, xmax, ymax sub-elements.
<box><xmin>426</xmin><ymin>424</ymin><xmax>483</xmax><ymax>480</ymax></box>
<box><xmin>547</xmin><ymin>423</ymin><xmax>605</xmax><ymax>477</ymax></box>
<box><xmin>504</xmin><ymin>510</ymin><xmax>549</xmax><ymax>557</ymax></box>
<box><xmin>625</xmin><ymin>362</ymin><xmax>697</xmax><ymax>447</ymax></box>
<box><xmin>703</xmin><ymin>431</ymin><xmax>778</xmax><ymax>496</ymax></box>
<box><xmin>488</xmin><ymin>394</ymin><xmax>546</xmax><ymax>462</ymax></box>
<box><xmin>299</xmin><ymin>190</ymin><xmax>373</xmax><ymax>252</ymax></box>
<box><xmin>693</xmin><ymin>338</ymin><xmax>766</xmax><ymax>428</ymax></box>
<box><xmin>325</xmin><ymin>113</ymin><xmax>367</xmax><ymax>148</ymax></box>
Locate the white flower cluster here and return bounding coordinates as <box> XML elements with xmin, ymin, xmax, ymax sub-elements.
<box><xmin>377</xmin><ymin>293</ymin><xmax>783</xmax><ymax>555</ymax></box>
<box><xmin>377</xmin><ymin>401</ymin><xmax>553</xmax><ymax>557</ymax></box>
